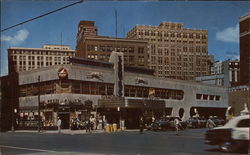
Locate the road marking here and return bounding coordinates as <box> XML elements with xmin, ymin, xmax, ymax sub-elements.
<box><xmin>0</xmin><ymin>145</ymin><xmax>56</xmax><ymax>153</ymax></box>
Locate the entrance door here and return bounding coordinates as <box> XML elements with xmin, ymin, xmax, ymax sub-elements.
<box><xmin>58</xmin><ymin>113</ymin><xmax>70</xmax><ymax>129</ymax></box>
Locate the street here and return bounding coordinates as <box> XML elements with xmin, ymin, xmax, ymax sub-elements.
<box><xmin>0</xmin><ymin>128</ymin><xmax>246</xmax><ymax>155</ymax></box>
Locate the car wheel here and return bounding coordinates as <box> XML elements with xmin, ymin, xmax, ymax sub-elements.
<box><xmin>219</xmin><ymin>141</ymin><xmax>236</xmax><ymax>153</ymax></box>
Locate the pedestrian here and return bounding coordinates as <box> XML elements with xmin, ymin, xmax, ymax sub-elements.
<box><xmin>57</xmin><ymin>117</ymin><xmax>62</xmax><ymax>134</ymax></box>
<box><xmin>152</xmin><ymin>116</ymin><xmax>155</xmax><ymax>123</ymax></box>
<box><xmin>174</xmin><ymin>117</ymin><xmax>180</xmax><ymax>135</ymax></box>
<box><xmin>206</xmin><ymin>116</ymin><xmax>216</xmax><ymax>129</ymax></box>
<box><xmin>139</xmin><ymin>117</ymin><xmax>144</xmax><ymax>134</ymax></box>
<box><xmin>86</xmin><ymin>117</ymin><xmax>91</xmax><ymax>133</ymax></box>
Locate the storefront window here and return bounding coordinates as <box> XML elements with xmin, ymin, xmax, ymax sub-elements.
<box><xmin>72</xmin><ymin>81</ymin><xmax>81</xmax><ymax>94</ymax></box>
<box><xmin>61</xmin><ymin>80</ymin><xmax>69</xmax><ymax>88</ymax></box>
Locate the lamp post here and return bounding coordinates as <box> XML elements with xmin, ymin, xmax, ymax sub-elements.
<box><xmin>117</xmin><ymin>107</ymin><xmax>122</xmax><ymax>130</ymax></box>
<box><xmin>38</xmin><ymin>76</ymin><xmax>41</xmax><ymax>132</ymax></box>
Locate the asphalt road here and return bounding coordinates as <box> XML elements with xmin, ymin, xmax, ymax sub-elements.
<box><xmin>0</xmin><ymin>128</ymin><xmax>246</xmax><ymax>155</ymax></box>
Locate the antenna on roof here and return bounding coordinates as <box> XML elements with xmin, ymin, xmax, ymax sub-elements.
<box><xmin>60</xmin><ymin>32</ymin><xmax>63</xmax><ymax>49</ymax></box>
<box><xmin>115</xmin><ymin>8</ymin><xmax>118</xmax><ymax>52</ymax></box>
<box><xmin>115</xmin><ymin>9</ymin><xmax>118</xmax><ymax>39</ymax></box>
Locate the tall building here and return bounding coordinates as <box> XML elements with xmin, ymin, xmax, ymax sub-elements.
<box><xmin>240</xmin><ymin>14</ymin><xmax>250</xmax><ymax>85</ymax></box>
<box><xmin>127</xmin><ymin>22</ymin><xmax>209</xmax><ymax>80</ymax></box>
<box><xmin>196</xmin><ymin>59</ymin><xmax>240</xmax><ymax>87</ymax></box>
<box><xmin>8</xmin><ymin>45</ymin><xmax>75</xmax><ymax>73</ymax></box>
<box><xmin>76</xmin><ymin>21</ymin><xmax>98</xmax><ymax>45</ymax></box>
<box><xmin>76</xmin><ymin>21</ymin><xmax>149</xmax><ymax>69</ymax></box>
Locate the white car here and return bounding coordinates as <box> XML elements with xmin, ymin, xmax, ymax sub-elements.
<box><xmin>205</xmin><ymin>115</ymin><xmax>249</xmax><ymax>153</ymax></box>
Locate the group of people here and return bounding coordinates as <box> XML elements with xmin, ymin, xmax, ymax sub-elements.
<box><xmin>139</xmin><ymin>115</ymin><xmax>218</xmax><ymax>135</ymax></box>
<box><xmin>56</xmin><ymin>115</ymin><xmax>218</xmax><ymax>134</ymax></box>
<box><xmin>56</xmin><ymin>116</ymin><xmax>107</xmax><ymax>134</ymax></box>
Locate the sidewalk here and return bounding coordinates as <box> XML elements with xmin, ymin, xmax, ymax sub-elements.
<box><xmin>11</xmin><ymin>129</ymin><xmax>105</xmax><ymax>135</ymax></box>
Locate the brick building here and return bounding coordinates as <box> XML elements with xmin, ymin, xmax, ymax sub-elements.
<box><xmin>240</xmin><ymin>14</ymin><xmax>250</xmax><ymax>85</ymax></box>
<box><xmin>76</xmin><ymin>21</ymin><xmax>149</xmax><ymax>69</ymax></box>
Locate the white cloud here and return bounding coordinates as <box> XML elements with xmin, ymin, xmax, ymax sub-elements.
<box><xmin>216</xmin><ymin>24</ymin><xmax>239</xmax><ymax>43</ymax></box>
<box><xmin>1</xmin><ymin>29</ymin><xmax>29</xmax><ymax>45</ymax></box>
<box><xmin>226</xmin><ymin>54</ymin><xmax>240</xmax><ymax>60</ymax></box>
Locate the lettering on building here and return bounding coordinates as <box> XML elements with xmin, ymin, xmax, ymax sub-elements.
<box><xmin>86</xmin><ymin>72</ymin><xmax>103</xmax><ymax>81</ymax></box>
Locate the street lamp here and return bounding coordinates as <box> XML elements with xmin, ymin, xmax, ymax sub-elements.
<box><xmin>117</xmin><ymin>107</ymin><xmax>121</xmax><ymax>130</ymax></box>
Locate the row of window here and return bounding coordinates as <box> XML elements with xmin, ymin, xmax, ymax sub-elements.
<box><xmin>11</xmin><ymin>55</ymin><xmax>69</xmax><ymax>61</ymax></box>
<box><xmin>137</xmin><ymin>30</ymin><xmax>207</xmax><ymax>39</ymax></box>
<box><xmin>138</xmin><ymin>37</ymin><xmax>207</xmax><ymax>44</ymax></box>
<box><xmin>196</xmin><ymin>94</ymin><xmax>221</xmax><ymax>101</ymax></box>
<box><xmin>20</xmin><ymin>80</ymin><xmax>184</xmax><ymax>100</ymax></box>
<box><xmin>11</xmin><ymin>50</ymin><xmax>74</xmax><ymax>56</ymax></box>
<box><xmin>86</xmin><ymin>45</ymin><xmax>146</xmax><ymax>54</ymax></box>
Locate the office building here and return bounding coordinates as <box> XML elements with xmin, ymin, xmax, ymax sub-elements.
<box><xmin>196</xmin><ymin>59</ymin><xmax>240</xmax><ymax>87</ymax></box>
<box><xmin>8</xmin><ymin>45</ymin><xmax>75</xmax><ymax>73</ymax></box>
<box><xmin>127</xmin><ymin>22</ymin><xmax>209</xmax><ymax>80</ymax></box>
<box><xmin>76</xmin><ymin>21</ymin><xmax>149</xmax><ymax>69</ymax></box>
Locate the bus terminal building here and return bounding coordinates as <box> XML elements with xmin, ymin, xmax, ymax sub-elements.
<box><xmin>18</xmin><ymin>53</ymin><xmax>228</xmax><ymax>129</ymax></box>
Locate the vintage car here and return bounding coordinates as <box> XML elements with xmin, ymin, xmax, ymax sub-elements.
<box><xmin>187</xmin><ymin>117</ymin><xmax>207</xmax><ymax>128</ymax></box>
<box><xmin>151</xmin><ymin>117</ymin><xmax>187</xmax><ymax>131</ymax></box>
<box><xmin>205</xmin><ymin>115</ymin><xmax>249</xmax><ymax>153</ymax></box>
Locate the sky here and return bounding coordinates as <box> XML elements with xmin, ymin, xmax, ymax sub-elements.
<box><xmin>1</xmin><ymin>0</ymin><xmax>250</xmax><ymax>76</ymax></box>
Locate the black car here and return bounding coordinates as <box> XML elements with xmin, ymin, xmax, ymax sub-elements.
<box><xmin>187</xmin><ymin>117</ymin><xmax>206</xmax><ymax>128</ymax></box>
<box><xmin>211</xmin><ymin>117</ymin><xmax>226</xmax><ymax>126</ymax></box>
<box><xmin>151</xmin><ymin>117</ymin><xmax>187</xmax><ymax>131</ymax></box>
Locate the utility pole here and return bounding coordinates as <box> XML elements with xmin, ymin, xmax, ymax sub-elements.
<box><xmin>38</xmin><ymin>76</ymin><xmax>41</xmax><ymax>132</ymax></box>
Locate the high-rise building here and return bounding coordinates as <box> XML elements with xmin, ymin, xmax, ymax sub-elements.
<box><xmin>127</xmin><ymin>22</ymin><xmax>209</xmax><ymax>80</ymax></box>
<box><xmin>240</xmin><ymin>14</ymin><xmax>250</xmax><ymax>85</ymax></box>
<box><xmin>8</xmin><ymin>45</ymin><xmax>75</xmax><ymax>73</ymax></box>
<box><xmin>196</xmin><ymin>59</ymin><xmax>240</xmax><ymax>87</ymax></box>
<box><xmin>76</xmin><ymin>21</ymin><xmax>149</xmax><ymax>69</ymax></box>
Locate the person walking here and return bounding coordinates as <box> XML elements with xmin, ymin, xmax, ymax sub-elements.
<box><xmin>139</xmin><ymin>117</ymin><xmax>144</xmax><ymax>134</ymax></box>
<box><xmin>206</xmin><ymin>116</ymin><xmax>216</xmax><ymax>129</ymax></box>
<box><xmin>86</xmin><ymin>117</ymin><xmax>91</xmax><ymax>133</ymax></box>
<box><xmin>57</xmin><ymin>117</ymin><xmax>62</xmax><ymax>134</ymax></box>
<box><xmin>174</xmin><ymin>117</ymin><xmax>180</xmax><ymax>135</ymax></box>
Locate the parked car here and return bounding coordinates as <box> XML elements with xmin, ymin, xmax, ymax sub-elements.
<box><xmin>211</xmin><ymin>116</ymin><xmax>226</xmax><ymax>126</ymax></box>
<box><xmin>151</xmin><ymin>117</ymin><xmax>187</xmax><ymax>131</ymax></box>
<box><xmin>205</xmin><ymin>115</ymin><xmax>249</xmax><ymax>153</ymax></box>
<box><xmin>187</xmin><ymin>117</ymin><xmax>206</xmax><ymax>128</ymax></box>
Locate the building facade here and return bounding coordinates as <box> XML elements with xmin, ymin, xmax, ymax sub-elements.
<box><xmin>240</xmin><ymin>14</ymin><xmax>250</xmax><ymax>85</ymax></box>
<box><xmin>76</xmin><ymin>21</ymin><xmax>149</xmax><ymax>69</ymax></box>
<box><xmin>76</xmin><ymin>37</ymin><xmax>149</xmax><ymax>69</ymax></box>
<box><xmin>229</xmin><ymin>86</ymin><xmax>250</xmax><ymax>116</ymax></box>
<box><xmin>17</xmin><ymin>55</ymin><xmax>228</xmax><ymax>129</ymax></box>
<box><xmin>0</xmin><ymin>74</ymin><xmax>19</xmax><ymax>132</ymax></box>
<box><xmin>76</xmin><ymin>21</ymin><xmax>98</xmax><ymax>44</ymax></box>
<box><xmin>127</xmin><ymin>22</ymin><xmax>209</xmax><ymax>80</ymax></box>
<box><xmin>196</xmin><ymin>60</ymin><xmax>240</xmax><ymax>87</ymax></box>
<box><xmin>8</xmin><ymin>45</ymin><xmax>75</xmax><ymax>73</ymax></box>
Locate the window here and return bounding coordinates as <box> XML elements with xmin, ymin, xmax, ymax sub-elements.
<box><xmin>237</xmin><ymin>119</ymin><xmax>250</xmax><ymax>127</ymax></box>
<box><xmin>215</xmin><ymin>96</ymin><xmax>220</xmax><ymax>101</ymax></box>
<box><xmin>129</xmin><ymin>56</ymin><xmax>134</xmax><ymax>62</ymax></box>
<box><xmin>138</xmin><ymin>47</ymin><xmax>144</xmax><ymax>54</ymax></box>
<box><xmin>196</xmin><ymin>94</ymin><xmax>202</xmax><ymax>100</ymax></box>
<box><xmin>72</xmin><ymin>81</ymin><xmax>81</xmax><ymax>94</ymax></box>
<box><xmin>61</xmin><ymin>80</ymin><xmax>69</xmax><ymax>88</ymax></box>
<box><xmin>209</xmin><ymin>95</ymin><xmax>215</xmax><ymax>100</ymax></box>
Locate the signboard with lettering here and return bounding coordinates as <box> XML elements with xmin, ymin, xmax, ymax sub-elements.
<box><xmin>58</xmin><ymin>68</ymin><xmax>68</xmax><ymax>79</ymax></box>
